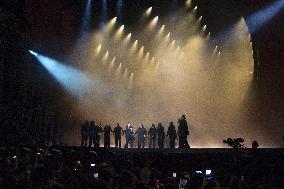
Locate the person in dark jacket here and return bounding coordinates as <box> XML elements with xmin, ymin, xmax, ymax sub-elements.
<box><xmin>135</xmin><ymin>123</ymin><xmax>147</xmax><ymax>148</ymax></box>
<box><xmin>103</xmin><ymin>125</ymin><xmax>112</xmax><ymax>148</ymax></box>
<box><xmin>167</xmin><ymin>122</ymin><xmax>177</xmax><ymax>149</ymax></box>
<box><xmin>157</xmin><ymin>122</ymin><xmax>165</xmax><ymax>148</ymax></box>
<box><xmin>148</xmin><ymin>124</ymin><xmax>157</xmax><ymax>148</ymax></box>
<box><xmin>94</xmin><ymin>122</ymin><xmax>103</xmax><ymax>148</ymax></box>
<box><xmin>178</xmin><ymin>115</ymin><xmax>190</xmax><ymax>148</ymax></box>
<box><xmin>88</xmin><ymin>121</ymin><xmax>95</xmax><ymax>147</ymax></box>
<box><xmin>81</xmin><ymin>120</ymin><xmax>89</xmax><ymax>147</ymax></box>
<box><xmin>124</xmin><ymin>122</ymin><xmax>134</xmax><ymax>148</ymax></box>
<box><xmin>113</xmin><ymin>123</ymin><xmax>123</xmax><ymax>148</ymax></box>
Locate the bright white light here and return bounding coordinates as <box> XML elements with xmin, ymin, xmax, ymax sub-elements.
<box><xmin>29</xmin><ymin>50</ymin><xmax>38</xmax><ymax>56</ymax></box>
<box><xmin>145</xmin><ymin>7</ymin><xmax>152</xmax><ymax>17</ymax></box>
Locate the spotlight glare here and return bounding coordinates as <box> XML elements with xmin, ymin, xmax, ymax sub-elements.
<box><xmin>185</xmin><ymin>0</ymin><xmax>192</xmax><ymax>8</ymax></box>
<box><xmin>170</xmin><ymin>40</ymin><xmax>176</xmax><ymax>48</ymax></box>
<box><xmin>148</xmin><ymin>16</ymin><xmax>159</xmax><ymax>30</ymax></box>
<box><xmin>123</xmin><ymin>68</ymin><xmax>128</xmax><ymax>79</ymax></box>
<box><xmin>157</xmin><ymin>25</ymin><xmax>165</xmax><ymax>38</ymax></box>
<box><xmin>30</xmin><ymin>51</ymin><xmax>93</xmax><ymax>98</ymax></box>
<box><xmin>194</xmin><ymin>6</ymin><xmax>198</xmax><ymax>10</ymax></box>
<box><xmin>115</xmin><ymin>63</ymin><xmax>122</xmax><ymax>76</ymax></box>
<box><xmin>95</xmin><ymin>44</ymin><xmax>102</xmax><ymax>56</ymax></box>
<box><xmin>138</xmin><ymin>46</ymin><xmax>144</xmax><ymax>59</ymax></box>
<box><xmin>123</xmin><ymin>33</ymin><xmax>132</xmax><ymax>46</ymax></box>
<box><xmin>247</xmin><ymin>0</ymin><xmax>284</xmax><ymax>34</ymax></box>
<box><xmin>29</xmin><ymin>50</ymin><xmax>38</xmax><ymax>56</ymax></box>
<box><xmin>213</xmin><ymin>46</ymin><xmax>218</xmax><ymax>54</ymax></box>
<box><xmin>111</xmin><ymin>57</ymin><xmax>116</xmax><ymax>64</ymax></box>
<box><xmin>166</xmin><ymin>32</ymin><xmax>171</xmax><ymax>39</ymax></box>
<box><xmin>165</xmin><ymin>32</ymin><xmax>171</xmax><ymax>43</ymax></box>
<box><xmin>151</xmin><ymin>57</ymin><xmax>155</xmax><ymax>64</ymax></box>
<box><xmin>206</xmin><ymin>32</ymin><xmax>211</xmax><ymax>40</ymax></box>
<box><xmin>113</xmin><ymin>25</ymin><xmax>125</xmax><ymax>41</ymax></box>
<box><xmin>102</xmin><ymin>50</ymin><xmax>109</xmax><ymax>62</ymax></box>
<box><xmin>153</xmin><ymin>16</ymin><xmax>158</xmax><ymax>22</ymax></box>
<box><xmin>104</xmin><ymin>17</ymin><xmax>117</xmax><ymax>32</ymax></box>
<box><xmin>145</xmin><ymin>7</ymin><xmax>152</xmax><ymax>17</ymax></box>
<box><xmin>130</xmin><ymin>40</ymin><xmax>138</xmax><ymax>53</ymax></box>
<box><xmin>202</xmin><ymin>25</ymin><xmax>207</xmax><ymax>31</ymax></box>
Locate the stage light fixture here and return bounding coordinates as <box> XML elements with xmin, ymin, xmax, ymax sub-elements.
<box><xmin>202</xmin><ymin>25</ymin><xmax>207</xmax><ymax>31</ymax></box>
<box><xmin>185</xmin><ymin>0</ymin><xmax>192</xmax><ymax>8</ymax></box>
<box><xmin>145</xmin><ymin>7</ymin><xmax>152</xmax><ymax>17</ymax></box>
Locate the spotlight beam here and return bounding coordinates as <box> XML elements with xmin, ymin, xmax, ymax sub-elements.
<box><xmin>100</xmin><ymin>0</ymin><xmax>108</xmax><ymax>27</ymax></box>
<box><xmin>246</xmin><ymin>0</ymin><xmax>284</xmax><ymax>33</ymax></box>
<box><xmin>29</xmin><ymin>51</ymin><xmax>93</xmax><ymax>98</ymax></box>
<box><xmin>80</xmin><ymin>0</ymin><xmax>92</xmax><ymax>38</ymax></box>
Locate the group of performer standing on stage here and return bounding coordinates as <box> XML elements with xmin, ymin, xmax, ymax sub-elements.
<box><xmin>81</xmin><ymin>115</ymin><xmax>190</xmax><ymax>149</ymax></box>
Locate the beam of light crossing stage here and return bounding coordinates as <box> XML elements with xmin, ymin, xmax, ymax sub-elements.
<box><xmin>102</xmin><ymin>50</ymin><xmax>109</xmax><ymax>63</ymax></box>
<box><xmin>122</xmin><ymin>33</ymin><xmax>132</xmax><ymax>46</ymax></box>
<box><xmin>137</xmin><ymin>46</ymin><xmax>144</xmax><ymax>59</ymax></box>
<box><xmin>103</xmin><ymin>17</ymin><xmax>117</xmax><ymax>33</ymax></box>
<box><xmin>100</xmin><ymin>0</ymin><xmax>108</xmax><ymax>27</ymax></box>
<box><xmin>144</xmin><ymin>7</ymin><xmax>152</xmax><ymax>17</ymax></box>
<box><xmin>80</xmin><ymin>0</ymin><xmax>92</xmax><ymax>39</ymax></box>
<box><xmin>95</xmin><ymin>44</ymin><xmax>102</xmax><ymax>56</ymax></box>
<box><xmin>157</xmin><ymin>25</ymin><xmax>165</xmax><ymax>35</ymax></box>
<box><xmin>122</xmin><ymin>68</ymin><xmax>128</xmax><ymax>80</ymax></box>
<box><xmin>130</xmin><ymin>40</ymin><xmax>138</xmax><ymax>53</ymax></box>
<box><xmin>115</xmin><ymin>63</ymin><xmax>122</xmax><ymax>77</ymax></box>
<box><xmin>116</xmin><ymin>0</ymin><xmax>124</xmax><ymax>23</ymax></box>
<box><xmin>165</xmin><ymin>32</ymin><xmax>171</xmax><ymax>43</ymax></box>
<box><xmin>113</xmin><ymin>25</ymin><xmax>124</xmax><ymax>41</ymax></box>
<box><xmin>29</xmin><ymin>50</ymin><xmax>93</xmax><ymax>98</ymax></box>
<box><xmin>185</xmin><ymin>0</ymin><xmax>192</xmax><ymax>8</ymax></box>
<box><xmin>29</xmin><ymin>50</ymin><xmax>122</xmax><ymax>101</ymax></box>
<box><xmin>246</xmin><ymin>0</ymin><xmax>284</xmax><ymax>34</ymax></box>
<box><xmin>147</xmin><ymin>16</ymin><xmax>159</xmax><ymax>31</ymax></box>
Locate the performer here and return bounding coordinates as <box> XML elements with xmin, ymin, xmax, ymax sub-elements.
<box><xmin>157</xmin><ymin>122</ymin><xmax>165</xmax><ymax>148</ymax></box>
<box><xmin>135</xmin><ymin>123</ymin><xmax>147</xmax><ymax>148</ymax></box>
<box><xmin>124</xmin><ymin>122</ymin><xmax>134</xmax><ymax>148</ymax></box>
<box><xmin>81</xmin><ymin>120</ymin><xmax>89</xmax><ymax>147</ymax></box>
<box><xmin>94</xmin><ymin>122</ymin><xmax>103</xmax><ymax>148</ymax></box>
<box><xmin>167</xmin><ymin>122</ymin><xmax>177</xmax><ymax>149</ymax></box>
<box><xmin>148</xmin><ymin>124</ymin><xmax>157</xmax><ymax>148</ymax></box>
<box><xmin>88</xmin><ymin>121</ymin><xmax>95</xmax><ymax>147</ymax></box>
<box><xmin>103</xmin><ymin>124</ymin><xmax>112</xmax><ymax>148</ymax></box>
<box><xmin>113</xmin><ymin>123</ymin><xmax>123</xmax><ymax>148</ymax></box>
<box><xmin>178</xmin><ymin>115</ymin><xmax>190</xmax><ymax>148</ymax></box>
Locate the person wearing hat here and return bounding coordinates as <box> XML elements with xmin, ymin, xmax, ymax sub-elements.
<box><xmin>178</xmin><ymin>115</ymin><xmax>190</xmax><ymax>148</ymax></box>
<box><xmin>167</xmin><ymin>122</ymin><xmax>177</xmax><ymax>149</ymax></box>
